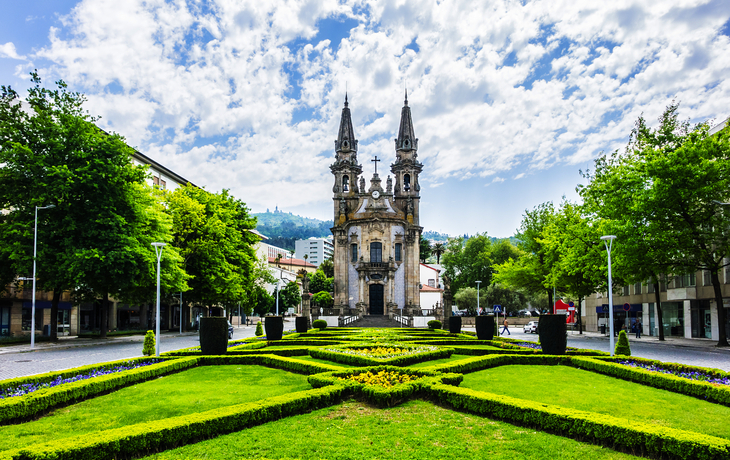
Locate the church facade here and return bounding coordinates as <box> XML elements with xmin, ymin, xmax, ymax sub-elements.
<box><xmin>330</xmin><ymin>94</ymin><xmax>423</xmax><ymax>316</ymax></box>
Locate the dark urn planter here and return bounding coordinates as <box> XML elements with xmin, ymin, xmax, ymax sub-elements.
<box><xmin>265</xmin><ymin>316</ymin><xmax>284</xmax><ymax>341</ymax></box>
<box><xmin>449</xmin><ymin>316</ymin><xmax>462</xmax><ymax>334</ymax></box>
<box><xmin>199</xmin><ymin>317</ymin><xmax>228</xmax><ymax>355</ymax></box>
<box><xmin>538</xmin><ymin>314</ymin><xmax>568</xmax><ymax>355</ymax></box>
<box><xmin>295</xmin><ymin>316</ymin><xmax>309</xmax><ymax>333</ymax></box>
<box><xmin>475</xmin><ymin>315</ymin><xmax>495</xmax><ymax>340</ymax></box>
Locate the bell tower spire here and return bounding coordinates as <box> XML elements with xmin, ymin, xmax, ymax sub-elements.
<box><xmin>335</xmin><ymin>93</ymin><xmax>357</xmax><ymax>155</ymax></box>
<box><xmin>395</xmin><ymin>89</ymin><xmax>417</xmax><ymax>152</ymax></box>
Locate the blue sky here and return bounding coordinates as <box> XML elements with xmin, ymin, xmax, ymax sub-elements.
<box><xmin>2</xmin><ymin>0</ymin><xmax>730</xmax><ymax>238</ymax></box>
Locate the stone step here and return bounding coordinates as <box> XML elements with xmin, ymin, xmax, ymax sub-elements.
<box><xmin>352</xmin><ymin>315</ymin><xmax>403</xmax><ymax>328</ymax></box>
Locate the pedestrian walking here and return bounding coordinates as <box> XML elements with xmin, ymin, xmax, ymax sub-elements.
<box><xmin>635</xmin><ymin>318</ymin><xmax>642</xmax><ymax>338</ymax></box>
<box><xmin>501</xmin><ymin>318</ymin><xmax>510</xmax><ymax>336</ymax></box>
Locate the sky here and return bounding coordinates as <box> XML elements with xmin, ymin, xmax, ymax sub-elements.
<box><xmin>2</xmin><ymin>0</ymin><xmax>730</xmax><ymax>238</ymax></box>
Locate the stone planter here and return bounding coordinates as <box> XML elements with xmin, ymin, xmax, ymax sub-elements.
<box><xmin>449</xmin><ymin>316</ymin><xmax>462</xmax><ymax>334</ymax></box>
<box><xmin>538</xmin><ymin>314</ymin><xmax>567</xmax><ymax>355</ymax></box>
<box><xmin>199</xmin><ymin>317</ymin><xmax>228</xmax><ymax>355</ymax></box>
<box><xmin>265</xmin><ymin>316</ymin><xmax>284</xmax><ymax>341</ymax></box>
<box><xmin>295</xmin><ymin>316</ymin><xmax>309</xmax><ymax>333</ymax></box>
<box><xmin>475</xmin><ymin>315</ymin><xmax>495</xmax><ymax>340</ymax></box>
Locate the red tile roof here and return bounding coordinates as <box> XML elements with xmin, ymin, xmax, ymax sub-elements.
<box><xmin>268</xmin><ymin>257</ymin><xmax>317</xmax><ymax>269</ymax></box>
<box><xmin>420</xmin><ymin>285</ymin><xmax>443</xmax><ymax>292</ymax></box>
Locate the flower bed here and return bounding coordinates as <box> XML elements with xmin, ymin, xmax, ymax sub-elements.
<box><xmin>309</xmin><ymin>343</ymin><xmax>452</xmax><ymax>366</ymax></box>
<box><xmin>616</xmin><ymin>359</ymin><xmax>730</xmax><ymax>386</ymax></box>
<box><xmin>0</xmin><ymin>359</ymin><xmax>163</xmax><ymax>399</ymax></box>
<box><xmin>339</xmin><ymin>370</ymin><xmax>419</xmax><ymax>388</ymax></box>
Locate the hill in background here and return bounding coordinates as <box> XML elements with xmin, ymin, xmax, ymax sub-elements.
<box><xmin>253</xmin><ymin>208</ymin><xmax>333</xmax><ymax>251</ymax></box>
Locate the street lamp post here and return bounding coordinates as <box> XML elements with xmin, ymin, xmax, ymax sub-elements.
<box><xmin>601</xmin><ymin>235</ymin><xmax>617</xmax><ymax>356</ymax></box>
<box><xmin>152</xmin><ymin>242</ymin><xmax>166</xmax><ymax>357</ymax></box>
<box><xmin>29</xmin><ymin>205</ymin><xmax>55</xmax><ymax>350</ymax></box>
<box><xmin>475</xmin><ymin>280</ymin><xmax>482</xmax><ymax>316</ymax></box>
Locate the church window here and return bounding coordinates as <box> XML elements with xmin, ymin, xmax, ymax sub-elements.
<box><xmin>370</xmin><ymin>242</ymin><xmax>382</xmax><ymax>263</ymax></box>
<box><xmin>403</xmin><ymin>174</ymin><xmax>411</xmax><ymax>191</ymax></box>
<box><xmin>395</xmin><ymin>243</ymin><xmax>402</xmax><ymax>262</ymax></box>
<box><xmin>342</xmin><ymin>175</ymin><xmax>349</xmax><ymax>192</ymax></box>
<box><xmin>351</xmin><ymin>244</ymin><xmax>358</xmax><ymax>262</ymax></box>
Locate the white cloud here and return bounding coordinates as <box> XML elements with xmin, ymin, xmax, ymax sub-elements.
<box><xmin>22</xmin><ymin>0</ymin><xmax>730</xmax><ymax>220</ymax></box>
<box><xmin>0</xmin><ymin>43</ymin><xmax>26</xmax><ymax>60</ymax></box>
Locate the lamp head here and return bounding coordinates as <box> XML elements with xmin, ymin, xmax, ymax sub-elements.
<box><xmin>475</xmin><ymin>280</ymin><xmax>482</xmax><ymax>284</ymax></box>
<box><xmin>600</xmin><ymin>235</ymin><xmax>616</xmax><ymax>241</ymax></box>
<box><xmin>151</xmin><ymin>242</ymin><xmax>167</xmax><ymax>248</ymax></box>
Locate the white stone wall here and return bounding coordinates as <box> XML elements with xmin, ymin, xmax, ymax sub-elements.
<box><xmin>347</xmin><ymin>226</ymin><xmax>361</xmax><ymax>308</ymax></box>
<box><xmin>394</xmin><ymin>263</ymin><xmax>405</xmax><ymax>309</ymax></box>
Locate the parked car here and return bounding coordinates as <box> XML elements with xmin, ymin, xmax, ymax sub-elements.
<box><xmin>523</xmin><ymin>321</ymin><xmax>538</xmax><ymax>334</ymax></box>
<box><xmin>227</xmin><ymin>321</ymin><xmax>234</xmax><ymax>339</ymax></box>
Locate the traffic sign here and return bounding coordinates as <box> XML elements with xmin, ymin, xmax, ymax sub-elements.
<box><xmin>493</xmin><ymin>305</ymin><xmax>502</xmax><ymax>313</ymax></box>
<box><xmin>623</xmin><ymin>303</ymin><xmax>631</xmax><ymax>312</ymax></box>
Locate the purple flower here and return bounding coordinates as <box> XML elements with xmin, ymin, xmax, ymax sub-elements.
<box><xmin>615</xmin><ymin>360</ymin><xmax>729</xmax><ymax>386</ymax></box>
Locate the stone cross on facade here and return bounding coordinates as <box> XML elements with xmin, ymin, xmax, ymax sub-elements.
<box><xmin>371</xmin><ymin>156</ymin><xmax>380</xmax><ymax>174</ymax></box>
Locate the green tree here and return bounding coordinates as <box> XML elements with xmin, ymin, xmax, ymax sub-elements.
<box><xmin>0</xmin><ymin>73</ymin><xmax>187</xmax><ymax>339</ymax></box>
<box><xmin>312</xmin><ymin>291</ymin><xmax>334</xmax><ymax>308</ymax></box>
<box><xmin>441</xmin><ymin>234</ymin><xmax>494</xmax><ymax>295</ymax></box>
<box><xmin>319</xmin><ymin>258</ymin><xmax>334</xmax><ymax>278</ymax></box>
<box><xmin>432</xmin><ymin>242</ymin><xmax>445</xmax><ymax>264</ymax></box>
<box><xmin>308</xmin><ymin>269</ymin><xmax>333</xmax><ymax>295</ymax></box>
<box><xmin>484</xmin><ymin>283</ymin><xmax>527</xmax><ymax>316</ymax></box>
<box><xmin>453</xmin><ymin>287</ymin><xmax>486</xmax><ymax>315</ymax></box>
<box><xmin>493</xmin><ymin>203</ymin><xmax>556</xmax><ymax>310</ymax></box>
<box><xmin>274</xmin><ymin>281</ymin><xmax>301</xmax><ymax>313</ymax></box>
<box><xmin>251</xmin><ymin>285</ymin><xmax>274</xmax><ymax>317</ymax></box>
<box><xmin>419</xmin><ymin>235</ymin><xmax>432</xmax><ymax>262</ymax></box>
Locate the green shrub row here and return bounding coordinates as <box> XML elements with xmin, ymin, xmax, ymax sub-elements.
<box><xmin>198</xmin><ymin>354</ymin><xmax>344</xmax><ymax>374</ymax></box>
<box><xmin>0</xmin><ymin>357</ymin><xmax>198</xmax><ymax>424</ymax></box>
<box><xmin>593</xmin><ymin>356</ymin><xmax>730</xmax><ymax>378</ymax></box>
<box><xmin>425</xmin><ymin>383</ymin><xmax>730</xmax><ymax>460</ymax></box>
<box><xmin>308</xmin><ymin>365</ymin><xmax>463</xmax><ymax>407</ymax></box>
<box><xmin>309</xmin><ymin>346</ymin><xmax>453</xmax><ymax>367</ymax></box>
<box><xmin>422</xmin><ymin>354</ymin><xmax>573</xmax><ymax>374</ymax></box>
<box><xmin>447</xmin><ymin>345</ymin><xmax>534</xmax><ymax>356</ymax></box>
<box><xmin>264</xmin><ymin>339</ymin><xmax>346</xmax><ymax>346</ymax></box>
<box><xmin>571</xmin><ymin>357</ymin><xmax>730</xmax><ymax>406</ymax></box>
<box><xmin>0</xmin><ymin>385</ymin><xmax>347</xmax><ymax>460</ymax></box>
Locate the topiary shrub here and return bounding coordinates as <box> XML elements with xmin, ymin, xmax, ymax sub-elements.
<box><xmin>538</xmin><ymin>314</ymin><xmax>567</xmax><ymax>355</ymax></box>
<box><xmin>295</xmin><ymin>316</ymin><xmax>309</xmax><ymax>333</ymax></box>
<box><xmin>475</xmin><ymin>315</ymin><xmax>495</xmax><ymax>340</ymax></box>
<box><xmin>615</xmin><ymin>329</ymin><xmax>632</xmax><ymax>356</ymax></box>
<box><xmin>255</xmin><ymin>321</ymin><xmax>264</xmax><ymax>336</ymax></box>
<box><xmin>264</xmin><ymin>316</ymin><xmax>284</xmax><ymax>340</ymax></box>
<box><xmin>199</xmin><ymin>317</ymin><xmax>228</xmax><ymax>355</ymax></box>
<box><xmin>142</xmin><ymin>330</ymin><xmax>155</xmax><ymax>356</ymax></box>
<box><xmin>449</xmin><ymin>316</ymin><xmax>462</xmax><ymax>334</ymax></box>
<box><xmin>427</xmin><ymin>320</ymin><xmax>442</xmax><ymax>330</ymax></box>
<box><xmin>312</xmin><ymin>319</ymin><xmax>327</xmax><ymax>330</ymax></box>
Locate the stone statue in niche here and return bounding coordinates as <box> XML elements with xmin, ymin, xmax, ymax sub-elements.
<box><xmin>338</xmin><ymin>199</ymin><xmax>348</xmax><ymax>225</ymax></box>
<box><xmin>359</xmin><ymin>176</ymin><xmax>366</xmax><ymax>194</ymax></box>
<box><xmin>386</xmin><ymin>175</ymin><xmax>392</xmax><ymax>194</ymax></box>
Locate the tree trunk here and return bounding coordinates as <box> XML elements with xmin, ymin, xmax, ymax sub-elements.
<box><xmin>547</xmin><ymin>289</ymin><xmax>553</xmax><ymax>313</ymax></box>
<box><xmin>99</xmin><ymin>293</ymin><xmax>109</xmax><ymax>339</ymax></box>
<box><xmin>653</xmin><ymin>282</ymin><xmax>664</xmax><ymax>341</ymax></box>
<box><xmin>711</xmin><ymin>270</ymin><xmax>729</xmax><ymax>347</ymax></box>
<box><xmin>578</xmin><ymin>296</ymin><xmax>583</xmax><ymax>334</ymax></box>
<box><xmin>50</xmin><ymin>289</ymin><xmax>61</xmax><ymax>342</ymax></box>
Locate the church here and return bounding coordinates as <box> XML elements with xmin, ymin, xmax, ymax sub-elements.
<box><xmin>330</xmin><ymin>93</ymin><xmax>423</xmax><ymax>317</ymax></box>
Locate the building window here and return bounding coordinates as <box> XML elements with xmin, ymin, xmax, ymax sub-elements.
<box><xmin>428</xmin><ymin>279</ymin><xmax>435</xmax><ymax>288</ymax></box>
<box><xmin>351</xmin><ymin>244</ymin><xmax>358</xmax><ymax>262</ymax></box>
<box><xmin>634</xmin><ymin>282</ymin><xmax>642</xmax><ymax>295</ymax></box>
<box><xmin>403</xmin><ymin>174</ymin><xmax>411</xmax><ymax>191</ymax></box>
<box><xmin>342</xmin><ymin>175</ymin><xmax>349</xmax><ymax>192</ymax></box>
<box><xmin>395</xmin><ymin>243</ymin><xmax>402</xmax><ymax>262</ymax></box>
<box><xmin>370</xmin><ymin>242</ymin><xmax>382</xmax><ymax>263</ymax></box>
<box><xmin>647</xmin><ymin>280</ymin><xmax>655</xmax><ymax>294</ymax></box>
<box><xmin>704</xmin><ymin>270</ymin><xmax>712</xmax><ymax>286</ymax></box>
<box><xmin>0</xmin><ymin>304</ymin><xmax>10</xmax><ymax>336</ymax></box>
<box><xmin>622</xmin><ymin>286</ymin><xmax>630</xmax><ymax>296</ymax></box>
<box><xmin>152</xmin><ymin>176</ymin><xmax>160</xmax><ymax>186</ymax></box>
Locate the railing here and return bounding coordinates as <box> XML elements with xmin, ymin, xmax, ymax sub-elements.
<box><xmin>393</xmin><ymin>313</ymin><xmax>411</xmax><ymax>327</ymax></box>
<box><xmin>360</xmin><ymin>261</ymin><xmax>388</xmax><ymax>269</ymax></box>
<box><xmin>339</xmin><ymin>315</ymin><xmax>358</xmax><ymax>327</ymax></box>
<box><xmin>412</xmin><ymin>309</ymin><xmax>436</xmax><ymax>316</ymax></box>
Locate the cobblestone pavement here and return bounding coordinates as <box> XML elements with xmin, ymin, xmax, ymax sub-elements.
<box><xmin>0</xmin><ymin>325</ymin><xmax>262</xmax><ymax>381</ymax></box>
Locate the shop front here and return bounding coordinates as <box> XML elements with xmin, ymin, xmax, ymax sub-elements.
<box><xmin>658</xmin><ymin>301</ymin><xmax>685</xmax><ymax>337</ymax></box>
<box><xmin>596</xmin><ymin>303</ymin><xmax>642</xmax><ymax>334</ymax></box>
<box><xmin>691</xmin><ymin>300</ymin><xmax>711</xmax><ymax>339</ymax></box>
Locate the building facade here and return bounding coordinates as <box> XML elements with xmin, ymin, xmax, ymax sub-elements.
<box><xmin>294</xmin><ymin>237</ymin><xmax>334</xmax><ymax>266</ymax></box>
<box><xmin>330</xmin><ymin>94</ymin><xmax>423</xmax><ymax>316</ymax></box>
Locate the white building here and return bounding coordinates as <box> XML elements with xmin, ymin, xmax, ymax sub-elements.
<box><xmin>419</xmin><ymin>263</ymin><xmax>443</xmax><ymax>311</ymax></box>
<box><xmin>294</xmin><ymin>237</ymin><xmax>334</xmax><ymax>267</ymax></box>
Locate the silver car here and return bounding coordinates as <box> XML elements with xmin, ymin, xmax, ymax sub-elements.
<box><xmin>523</xmin><ymin>321</ymin><xmax>538</xmax><ymax>333</ymax></box>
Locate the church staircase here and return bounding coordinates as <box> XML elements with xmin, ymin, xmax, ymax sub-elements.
<box><xmin>352</xmin><ymin>315</ymin><xmax>403</xmax><ymax>328</ymax></box>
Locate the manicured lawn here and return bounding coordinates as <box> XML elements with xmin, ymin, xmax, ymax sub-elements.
<box><xmin>143</xmin><ymin>399</ymin><xmax>641</xmax><ymax>460</ymax></box>
<box><xmin>406</xmin><ymin>354</ymin><xmax>473</xmax><ymax>368</ymax></box>
<box><xmin>293</xmin><ymin>355</ymin><xmax>356</xmax><ymax>367</ymax></box>
<box><xmin>0</xmin><ymin>365</ymin><xmax>310</xmax><ymax>451</ymax></box>
<box><xmin>461</xmin><ymin>364</ymin><xmax>730</xmax><ymax>439</ymax></box>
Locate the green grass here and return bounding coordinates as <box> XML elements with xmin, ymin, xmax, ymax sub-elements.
<box><xmin>142</xmin><ymin>399</ymin><xmax>640</xmax><ymax>460</ymax></box>
<box><xmin>406</xmin><ymin>354</ymin><xmax>473</xmax><ymax>368</ymax></box>
<box><xmin>0</xmin><ymin>365</ymin><xmax>310</xmax><ymax>451</ymax></box>
<box><xmin>461</xmin><ymin>364</ymin><xmax>730</xmax><ymax>439</ymax></box>
<box><xmin>293</xmin><ymin>355</ymin><xmax>356</xmax><ymax>368</ymax></box>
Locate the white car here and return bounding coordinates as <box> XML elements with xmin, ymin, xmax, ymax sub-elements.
<box><xmin>523</xmin><ymin>321</ymin><xmax>538</xmax><ymax>333</ymax></box>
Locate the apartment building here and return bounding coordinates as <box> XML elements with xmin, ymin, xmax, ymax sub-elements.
<box><xmin>294</xmin><ymin>237</ymin><xmax>334</xmax><ymax>267</ymax></box>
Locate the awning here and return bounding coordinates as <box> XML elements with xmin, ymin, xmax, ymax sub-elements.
<box><xmin>22</xmin><ymin>301</ymin><xmax>74</xmax><ymax>310</ymax></box>
<box><xmin>595</xmin><ymin>303</ymin><xmax>642</xmax><ymax>313</ymax></box>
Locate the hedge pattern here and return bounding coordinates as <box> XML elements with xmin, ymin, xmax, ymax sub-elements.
<box><xmin>308</xmin><ymin>345</ymin><xmax>453</xmax><ymax>367</ymax></box>
<box><xmin>0</xmin><ymin>357</ymin><xmax>198</xmax><ymax>424</ymax></box>
<box><xmin>425</xmin><ymin>383</ymin><xmax>730</xmax><ymax>460</ymax></box>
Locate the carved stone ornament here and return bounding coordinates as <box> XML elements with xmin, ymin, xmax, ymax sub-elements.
<box><xmin>359</xmin><ymin>176</ymin><xmax>366</xmax><ymax>193</ymax></box>
<box><xmin>386</xmin><ymin>175</ymin><xmax>392</xmax><ymax>194</ymax></box>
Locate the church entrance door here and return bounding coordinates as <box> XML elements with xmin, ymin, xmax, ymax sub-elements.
<box><xmin>369</xmin><ymin>284</ymin><xmax>384</xmax><ymax>315</ymax></box>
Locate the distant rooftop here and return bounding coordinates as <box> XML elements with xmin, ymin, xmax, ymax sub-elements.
<box><xmin>709</xmin><ymin>117</ymin><xmax>729</xmax><ymax>136</ymax></box>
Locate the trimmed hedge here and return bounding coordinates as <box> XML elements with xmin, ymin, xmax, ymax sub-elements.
<box><xmin>0</xmin><ymin>357</ymin><xmax>198</xmax><ymax>424</ymax></box>
<box><xmin>0</xmin><ymin>386</ymin><xmax>347</xmax><ymax>460</ymax></box>
<box><xmin>308</xmin><ymin>365</ymin><xmax>463</xmax><ymax>407</ymax></box>
<box><xmin>423</xmin><ymin>354</ymin><xmax>572</xmax><ymax>375</ymax></box>
<box><xmin>198</xmin><ymin>354</ymin><xmax>344</xmax><ymax>375</ymax></box>
<box><xmin>571</xmin><ymin>357</ymin><xmax>730</xmax><ymax>406</ymax></box>
<box><xmin>425</xmin><ymin>383</ymin><xmax>730</xmax><ymax>460</ymax></box>
<box><xmin>309</xmin><ymin>345</ymin><xmax>453</xmax><ymax>367</ymax></box>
